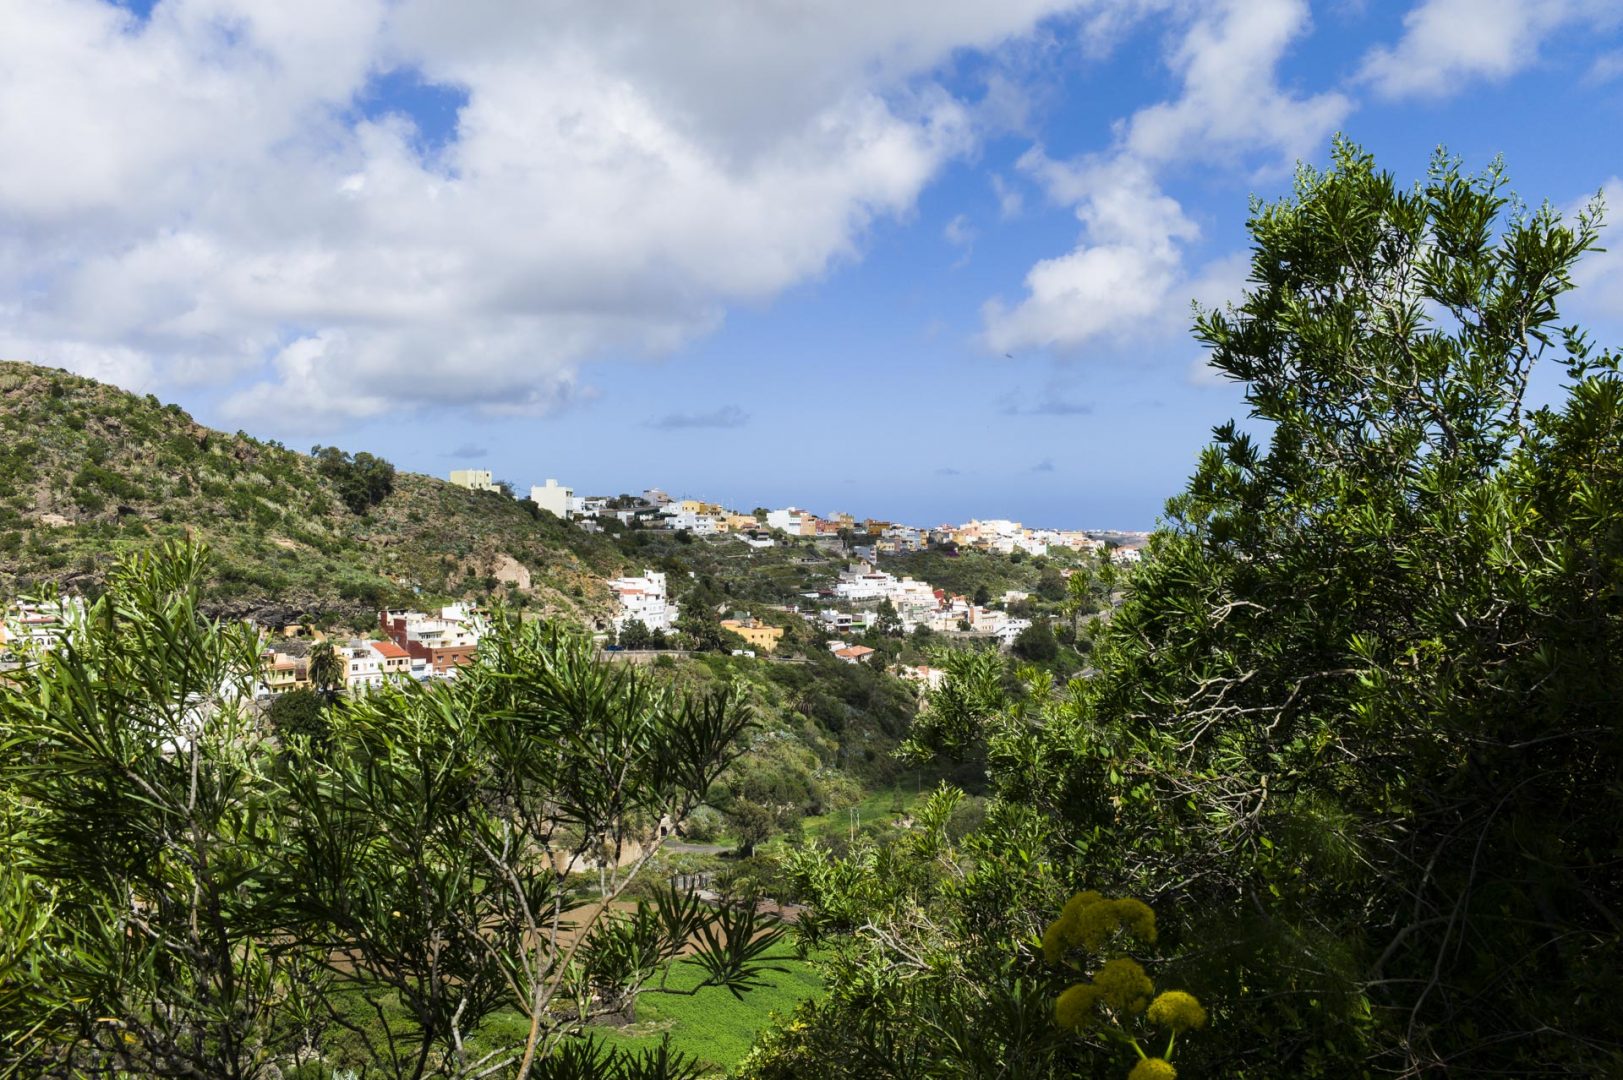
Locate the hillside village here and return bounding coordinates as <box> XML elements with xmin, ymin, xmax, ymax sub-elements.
<box><xmin>452</xmin><ymin>466</ymin><xmax>1147</xmax><ymax>665</ymax></box>
<box><xmin>2</xmin><ymin>460</ymin><xmax>1146</xmax><ymax>699</ymax></box>
<box><xmin>470</xmin><ymin>467</ymin><xmax>1148</xmax><ymax>665</ymax></box>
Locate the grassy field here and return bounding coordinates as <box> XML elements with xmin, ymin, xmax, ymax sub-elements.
<box><xmin>584</xmin><ymin>942</ymin><xmax>822</xmax><ymax>1075</ymax></box>
<box><xmin>798</xmin><ymin>781</ymin><xmax>924</xmax><ymax>844</ymax></box>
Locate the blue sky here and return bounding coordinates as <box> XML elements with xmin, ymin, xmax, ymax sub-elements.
<box><xmin>5</xmin><ymin>2</ymin><xmax>1623</xmax><ymax>528</ymax></box>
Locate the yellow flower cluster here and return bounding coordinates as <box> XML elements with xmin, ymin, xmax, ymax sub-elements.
<box><xmin>1045</xmin><ymin>891</ymin><xmax>1207</xmax><ymax>1080</ymax></box>
<box><xmin>1147</xmin><ymin>990</ymin><xmax>1208</xmax><ymax>1033</ymax></box>
<box><xmin>1043</xmin><ymin>890</ymin><xmax>1157</xmax><ymax>962</ymax></box>
<box><xmin>1054</xmin><ymin>982</ymin><xmax>1102</xmax><ymax>1030</ymax></box>
<box><xmin>1094</xmin><ymin>958</ymin><xmax>1154</xmax><ymax>1014</ymax></box>
<box><xmin>1053</xmin><ymin>957</ymin><xmax>1154</xmax><ymax>1030</ymax></box>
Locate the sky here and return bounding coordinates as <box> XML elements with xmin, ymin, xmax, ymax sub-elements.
<box><xmin>4</xmin><ymin>1</ymin><xmax>1623</xmax><ymax>529</ymax></box>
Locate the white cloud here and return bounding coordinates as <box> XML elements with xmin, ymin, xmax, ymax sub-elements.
<box><xmin>944</xmin><ymin>213</ymin><xmax>976</xmax><ymax>267</ymax></box>
<box><xmin>1570</xmin><ymin>177</ymin><xmax>1623</xmax><ymax>323</ymax></box>
<box><xmin>991</xmin><ymin>173</ymin><xmax>1025</xmax><ymax>218</ymax></box>
<box><xmin>985</xmin><ymin>156</ymin><xmax>1195</xmax><ymax>350</ymax></box>
<box><xmin>1588</xmin><ymin>49</ymin><xmax>1623</xmax><ymax>85</ymax></box>
<box><xmin>1123</xmin><ymin>0</ymin><xmax>1350</xmax><ymax>164</ymax></box>
<box><xmin>0</xmin><ymin>0</ymin><xmax>1092</xmax><ymax>428</ymax></box>
<box><xmin>1357</xmin><ymin>0</ymin><xmax>1620</xmax><ymax>100</ymax></box>
<box><xmin>984</xmin><ymin>0</ymin><xmax>1344</xmax><ymax>354</ymax></box>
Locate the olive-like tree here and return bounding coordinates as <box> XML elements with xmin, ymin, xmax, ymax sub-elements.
<box><xmin>0</xmin><ymin>542</ymin><xmax>325</xmax><ymax>1079</ymax></box>
<box><xmin>748</xmin><ymin>142</ymin><xmax>1623</xmax><ymax>1078</ymax></box>
<box><xmin>272</xmin><ymin>613</ymin><xmax>781</xmax><ymax>1079</ymax></box>
<box><xmin>2</xmin><ymin>542</ymin><xmax>783</xmax><ymax>1080</ymax></box>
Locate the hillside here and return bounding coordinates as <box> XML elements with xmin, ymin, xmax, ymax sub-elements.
<box><xmin>0</xmin><ymin>361</ymin><xmax>625</xmax><ymax>625</ymax></box>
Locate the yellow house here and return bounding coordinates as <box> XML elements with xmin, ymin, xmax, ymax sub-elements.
<box><xmin>720</xmin><ymin>619</ymin><xmax>785</xmax><ymax>653</ymax></box>
<box><xmin>449</xmin><ymin>469</ymin><xmax>499</xmax><ymax>492</ymax></box>
<box><xmin>260</xmin><ymin>651</ymin><xmax>310</xmax><ymax>695</ymax></box>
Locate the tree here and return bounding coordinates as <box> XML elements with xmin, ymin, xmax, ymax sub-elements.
<box><xmin>276</xmin><ymin>617</ymin><xmax>782</xmax><ymax>1078</ymax></box>
<box><xmin>1061</xmin><ymin>566</ymin><xmax>1096</xmax><ymax>636</ymax></box>
<box><xmin>618</xmin><ymin>619</ymin><xmax>654</xmax><ymax>650</ymax></box>
<box><xmin>1035</xmin><ymin>567</ymin><xmax>1066</xmax><ymax>602</ymax></box>
<box><xmin>306</xmin><ymin>638</ymin><xmax>343</xmax><ymax>700</ymax></box>
<box><xmin>1</xmin><ymin>541</ymin><xmax>786</xmax><ymax>1080</ymax></box>
<box><xmin>751</xmin><ymin>143</ymin><xmax>1623</xmax><ymax>1078</ymax></box>
<box><xmin>311</xmin><ymin>445</ymin><xmax>396</xmax><ymax>514</ymax></box>
<box><xmin>0</xmin><ymin>542</ymin><xmax>324</xmax><ymax>1079</ymax></box>
<box><xmin>1010</xmin><ymin>618</ymin><xmax>1058</xmax><ymax>663</ymax></box>
<box><xmin>972</xmin><ymin>584</ymin><xmax>990</xmax><ymax>608</ymax></box>
<box><xmin>675</xmin><ymin>583</ymin><xmax>728</xmax><ymax>652</ymax></box>
<box><xmin>873</xmin><ymin>598</ymin><xmax>902</xmax><ymax>638</ymax></box>
<box><xmin>267</xmin><ymin>686</ymin><xmax>329</xmax><ymax>746</ymax></box>
<box><xmin>725</xmin><ymin>799</ymin><xmax>777</xmax><ymax>858</ymax></box>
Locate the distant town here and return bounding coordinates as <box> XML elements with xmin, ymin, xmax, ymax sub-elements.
<box><xmin>446</xmin><ymin>467</ymin><xmax>1146</xmax><ymax>654</ymax></box>
<box><xmin>0</xmin><ymin>465</ymin><xmax>1149</xmax><ymax>698</ymax></box>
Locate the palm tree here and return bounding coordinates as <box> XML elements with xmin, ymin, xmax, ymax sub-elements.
<box><xmin>307</xmin><ymin>640</ymin><xmax>343</xmax><ymax>701</ymax></box>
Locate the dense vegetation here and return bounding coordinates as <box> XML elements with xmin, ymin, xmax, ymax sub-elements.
<box><xmin>0</xmin><ymin>541</ymin><xmax>785</xmax><ymax>1079</ymax></box>
<box><xmin>7</xmin><ymin>142</ymin><xmax>1620</xmax><ymax>1078</ymax></box>
<box><xmin>614</xmin><ymin>527</ymin><xmax>849</xmax><ymax>609</ymax></box>
<box><xmin>0</xmin><ymin>363</ymin><xmax>624</xmax><ymax>624</ymax></box>
<box><xmin>743</xmin><ymin>144</ymin><xmax>1623</xmax><ymax>1077</ymax></box>
<box><xmin>884</xmin><ymin>547</ymin><xmax>1087</xmax><ymax>607</ymax></box>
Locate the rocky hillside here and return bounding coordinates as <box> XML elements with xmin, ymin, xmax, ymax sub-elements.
<box><xmin>0</xmin><ymin>361</ymin><xmax>626</xmax><ymax>626</ymax></box>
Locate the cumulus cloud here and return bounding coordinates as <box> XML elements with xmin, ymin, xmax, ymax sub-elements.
<box><xmin>0</xmin><ymin>0</ymin><xmax>1090</xmax><ymax>429</ymax></box>
<box><xmin>646</xmin><ymin>405</ymin><xmax>751</xmax><ymax>431</ymax></box>
<box><xmin>1358</xmin><ymin>0</ymin><xmax>1620</xmax><ymax>100</ymax></box>
<box><xmin>983</xmin><ymin>0</ymin><xmax>1347</xmax><ymax>355</ymax></box>
<box><xmin>1030</xmin><ymin>458</ymin><xmax>1057</xmax><ymax>473</ymax></box>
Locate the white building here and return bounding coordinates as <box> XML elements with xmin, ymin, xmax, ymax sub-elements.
<box><xmin>888</xmin><ymin>577</ymin><xmax>938</xmax><ymax>613</ymax></box>
<box><xmin>897</xmin><ymin>664</ymin><xmax>949</xmax><ymax>692</ymax></box>
<box><xmin>340</xmin><ymin>641</ymin><xmax>386</xmax><ymax>692</ymax></box>
<box><xmin>833</xmin><ymin>566</ymin><xmax>897</xmax><ymax>602</ymax></box>
<box><xmin>608</xmin><ymin>569</ymin><xmax>679</xmax><ymax>633</ymax></box>
<box><xmin>995</xmin><ymin>618</ymin><xmax>1033</xmax><ymax>646</ymax></box>
<box><xmin>818</xmin><ymin>609</ymin><xmax>876</xmax><ymax>633</ymax></box>
<box><xmin>529</xmin><ymin>478</ymin><xmax>576</xmax><ymax>518</ymax></box>
<box><xmin>765</xmin><ymin>508</ymin><xmax>805</xmax><ymax>533</ymax></box>
<box><xmin>661</xmin><ymin>509</ymin><xmax>719</xmax><ymax>536</ymax></box>
<box><xmin>0</xmin><ymin>598</ymin><xmax>84</xmax><ymax>654</ymax></box>
<box><xmin>378</xmin><ymin>603</ymin><xmax>486</xmax><ymax>676</ymax></box>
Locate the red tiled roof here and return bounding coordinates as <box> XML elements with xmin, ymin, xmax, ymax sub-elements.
<box><xmin>835</xmin><ymin>645</ymin><xmax>875</xmax><ymax>658</ymax></box>
<box><xmin>370</xmin><ymin>640</ymin><xmax>409</xmax><ymax>659</ymax></box>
